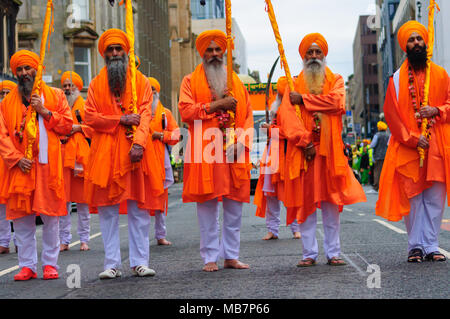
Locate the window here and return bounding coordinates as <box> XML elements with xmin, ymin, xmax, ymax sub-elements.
<box><xmin>74</xmin><ymin>47</ymin><xmax>91</xmax><ymax>88</ymax></box>
<box><xmin>73</xmin><ymin>0</ymin><xmax>90</xmax><ymax>22</ymax></box>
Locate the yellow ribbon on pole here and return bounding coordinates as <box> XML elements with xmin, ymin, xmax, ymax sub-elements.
<box><xmin>118</xmin><ymin>0</ymin><xmax>138</xmax><ymax>142</ymax></box>
<box><xmin>419</xmin><ymin>0</ymin><xmax>440</xmax><ymax>168</ymax></box>
<box><xmin>25</xmin><ymin>0</ymin><xmax>54</xmax><ymax>163</ymax></box>
<box><xmin>264</xmin><ymin>0</ymin><xmax>307</xmax><ymax>170</ymax></box>
<box><xmin>225</xmin><ymin>0</ymin><xmax>236</xmax><ymax>151</ymax></box>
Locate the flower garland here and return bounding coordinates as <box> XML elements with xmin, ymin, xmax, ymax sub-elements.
<box><xmin>114</xmin><ymin>93</ymin><xmax>134</xmax><ymax>141</ymax></box>
<box><xmin>15</xmin><ymin>110</ymin><xmax>27</xmax><ymax>143</ymax></box>
<box><xmin>409</xmin><ymin>66</ymin><xmax>436</xmax><ymax>132</ymax></box>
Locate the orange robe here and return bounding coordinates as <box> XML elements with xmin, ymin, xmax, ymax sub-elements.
<box><xmin>279</xmin><ymin>67</ymin><xmax>366</xmax><ymax>224</ymax></box>
<box><xmin>178</xmin><ymin>64</ymin><xmax>254</xmax><ymax>203</ymax></box>
<box><xmin>376</xmin><ymin>61</ymin><xmax>450</xmax><ymax>222</ymax></box>
<box><xmin>62</xmin><ymin>95</ymin><xmax>92</xmax><ymax>204</ymax></box>
<box><xmin>148</xmin><ymin>104</ymin><xmax>180</xmax><ymax>215</ymax></box>
<box><xmin>84</xmin><ymin>67</ymin><xmax>164</xmax><ymax>209</ymax></box>
<box><xmin>0</xmin><ymin>84</ymin><xmax>73</xmax><ymax>220</ymax></box>
<box><xmin>253</xmin><ymin>113</ymin><xmax>287</xmax><ymax>218</ymax></box>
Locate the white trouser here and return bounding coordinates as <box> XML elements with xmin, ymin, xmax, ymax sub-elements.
<box><xmin>405</xmin><ymin>182</ymin><xmax>446</xmax><ymax>255</ymax></box>
<box><xmin>98</xmin><ymin>200</ymin><xmax>151</xmax><ymax>270</ymax></box>
<box><xmin>59</xmin><ymin>203</ymin><xmax>90</xmax><ymax>245</ymax></box>
<box><xmin>13</xmin><ymin>214</ymin><xmax>60</xmax><ymax>273</ymax></box>
<box><xmin>299</xmin><ymin>201</ymin><xmax>341</xmax><ymax>260</ymax></box>
<box><xmin>265</xmin><ymin>196</ymin><xmax>301</xmax><ymax>237</ymax></box>
<box><xmin>196</xmin><ymin>197</ymin><xmax>243</xmax><ymax>264</ymax></box>
<box><xmin>0</xmin><ymin>204</ymin><xmax>12</xmax><ymax>248</ymax></box>
<box><xmin>153</xmin><ymin>210</ymin><xmax>167</xmax><ymax>240</ymax></box>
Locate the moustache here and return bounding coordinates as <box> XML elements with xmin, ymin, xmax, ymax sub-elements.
<box><xmin>306</xmin><ymin>58</ymin><xmax>322</xmax><ymax>66</ymax></box>
<box><xmin>18</xmin><ymin>74</ymin><xmax>34</xmax><ymax>82</ymax></box>
<box><xmin>206</xmin><ymin>57</ymin><xmax>223</xmax><ymax>64</ymax></box>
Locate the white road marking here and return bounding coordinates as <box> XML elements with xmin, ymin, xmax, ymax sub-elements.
<box><xmin>344</xmin><ymin>208</ymin><xmax>353</xmax><ymax>212</ymax></box>
<box><xmin>0</xmin><ymin>225</ymin><xmax>127</xmax><ymax>278</ymax></box>
<box><xmin>373</xmin><ymin>219</ymin><xmax>407</xmax><ymax>234</ymax></box>
<box><xmin>438</xmin><ymin>248</ymin><xmax>450</xmax><ymax>259</ymax></box>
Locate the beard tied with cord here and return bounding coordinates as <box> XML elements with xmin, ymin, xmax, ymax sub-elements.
<box><xmin>303</xmin><ymin>58</ymin><xmax>326</xmax><ymax>95</ymax></box>
<box><xmin>203</xmin><ymin>56</ymin><xmax>227</xmax><ymax>99</ymax></box>
<box><xmin>105</xmin><ymin>54</ymin><xmax>129</xmax><ymax>95</ymax></box>
<box><xmin>151</xmin><ymin>91</ymin><xmax>160</xmax><ymax>114</ymax></box>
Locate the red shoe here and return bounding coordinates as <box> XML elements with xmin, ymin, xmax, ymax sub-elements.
<box><xmin>43</xmin><ymin>265</ymin><xmax>59</xmax><ymax>280</ymax></box>
<box><xmin>14</xmin><ymin>267</ymin><xmax>37</xmax><ymax>281</ymax></box>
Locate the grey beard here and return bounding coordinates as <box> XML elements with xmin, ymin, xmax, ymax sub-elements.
<box><xmin>18</xmin><ymin>75</ymin><xmax>35</xmax><ymax>98</ymax></box>
<box><xmin>303</xmin><ymin>58</ymin><xmax>326</xmax><ymax>94</ymax></box>
<box><xmin>269</xmin><ymin>95</ymin><xmax>282</xmax><ymax>123</ymax></box>
<box><xmin>203</xmin><ymin>57</ymin><xmax>227</xmax><ymax>99</ymax></box>
<box><xmin>152</xmin><ymin>92</ymin><xmax>160</xmax><ymax>114</ymax></box>
<box><xmin>66</xmin><ymin>89</ymin><xmax>80</xmax><ymax>107</ymax></box>
<box><xmin>106</xmin><ymin>54</ymin><xmax>128</xmax><ymax>94</ymax></box>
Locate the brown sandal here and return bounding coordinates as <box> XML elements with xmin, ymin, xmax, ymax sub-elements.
<box><xmin>327</xmin><ymin>257</ymin><xmax>347</xmax><ymax>266</ymax></box>
<box><xmin>297</xmin><ymin>258</ymin><xmax>316</xmax><ymax>267</ymax></box>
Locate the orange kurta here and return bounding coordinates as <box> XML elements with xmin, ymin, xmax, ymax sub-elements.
<box><xmin>0</xmin><ymin>84</ymin><xmax>73</xmax><ymax>220</ymax></box>
<box><xmin>280</xmin><ymin>67</ymin><xmax>366</xmax><ymax>224</ymax></box>
<box><xmin>178</xmin><ymin>64</ymin><xmax>254</xmax><ymax>204</ymax></box>
<box><xmin>84</xmin><ymin>67</ymin><xmax>164</xmax><ymax>209</ymax></box>
<box><xmin>62</xmin><ymin>95</ymin><xmax>92</xmax><ymax>204</ymax></box>
<box><xmin>148</xmin><ymin>104</ymin><xmax>180</xmax><ymax>215</ymax></box>
<box><xmin>253</xmin><ymin>113</ymin><xmax>287</xmax><ymax>218</ymax></box>
<box><xmin>376</xmin><ymin>61</ymin><xmax>450</xmax><ymax>222</ymax></box>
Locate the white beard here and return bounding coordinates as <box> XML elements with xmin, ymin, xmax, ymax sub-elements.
<box><xmin>152</xmin><ymin>92</ymin><xmax>160</xmax><ymax>114</ymax></box>
<box><xmin>66</xmin><ymin>89</ymin><xmax>80</xmax><ymax>108</ymax></box>
<box><xmin>303</xmin><ymin>58</ymin><xmax>326</xmax><ymax>95</ymax></box>
<box><xmin>203</xmin><ymin>57</ymin><xmax>227</xmax><ymax>99</ymax></box>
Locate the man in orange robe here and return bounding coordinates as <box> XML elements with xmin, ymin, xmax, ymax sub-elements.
<box><xmin>376</xmin><ymin>21</ymin><xmax>450</xmax><ymax>263</ymax></box>
<box><xmin>84</xmin><ymin>29</ymin><xmax>164</xmax><ymax>279</ymax></box>
<box><xmin>254</xmin><ymin>76</ymin><xmax>301</xmax><ymax>240</ymax></box>
<box><xmin>279</xmin><ymin>33</ymin><xmax>366</xmax><ymax>267</ymax></box>
<box><xmin>0</xmin><ymin>80</ymin><xmax>17</xmax><ymax>254</ymax></box>
<box><xmin>58</xmin><ymin>71</ymin><xmax>92</xmax><ymax>252</ymax></box>
<box><xmin>0</xmin><ymin>50</ymin><xmax>73</xmax><ymax>280</ymax></box>
<box><xmin>178</xmin><ymin>30</ymin><xmax>254</xmax><ymax>272</ymax></box>
<box><xmin>147</xmin><ymin>77</ymin><xmax>180</xmax><ymax>246</ymax></box>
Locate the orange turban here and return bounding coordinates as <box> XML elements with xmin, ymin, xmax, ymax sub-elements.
<box><xmin>276</xmin><ymin>76</ymin><xmax>288</xmax><ymax>95</ymax></box>
<box><xmin>299</xmin><ymin>33</ymin><xmax>329</xmax><ymax>59</ymax></box>
<box><xmin>10</xmin><ymin>50</ymin><xmax>40</xmax><ymax>76</ymax></box>
<box><xmin>148</xmin><ymin>77</ymin><xmax>160</xmax><ymax>93</ymax></box>
<box><xmin>98</xmin><ymin>28</ymin><xmax>130</xmax><ymax>58</ymax></box>
<box><xmin>377</xmin><ymin>121</ymin><xmax>388</xmax><ymax>131</ymax></box>
<box><xmin>0</xmin><ymin>80</ymin><xmax>17</xmax><ymax>91</ymax></box>
<box><xmin>61</xmin><ymin>71</ymin><xmax>84</xmax><ymax>91</ymax></box>
<box><xmin>195</xmin><ymin>30</ymin><xmax>229</xmax><ymax>57</ymax></box>
<box><xmin>397</xmin><ymin>21</ymin><xmax>428</xmax><ymax>52</ymax></box>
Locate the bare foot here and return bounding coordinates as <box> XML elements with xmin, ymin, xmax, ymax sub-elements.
<box><xmin>60</xmin><ymin>244</ymin><xmax>69</xmax><ymax>252</ymax></box>
<box><xmin>293</xmin><ymin>232</ymin><xmax>301</xmax><ymax>239</ymax></box>
<box><xmin>262</xmin><ymin>232</ymin><xmax>278</xmax><ymax>240</ymax></box>
<box><xmin>157</xmin><ymin>238</ymin><xmax>172</xmax><ymax>246</ymax></box>
<box><xmin>224</xmin><ymin>259</ymin><xmax>250</xmax><ymax>269</ymax></box>
<box><xmin>0</xmin><ymin>246</ymin><xmax>10</xmax><ymax>254</ymax></box>
<box><xmin>80</xmin><ymin>242</ymin><xmax>90</xmax><ymax>251</ymax></box>
<box><xmin>202</xmin><ymin>262</ymin><xmax>219</xmax><ymax>272</ymax></box>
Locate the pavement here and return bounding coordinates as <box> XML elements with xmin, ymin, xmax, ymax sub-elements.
<box><xmin>0</xmin><ymin>183</ymin><xmax>449</xmax><ymax>301</ymax></box>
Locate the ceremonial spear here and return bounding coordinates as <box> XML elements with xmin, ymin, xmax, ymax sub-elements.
<box><xmin>24</xmin><ymin>0</ymin><xmax>54</xmax><ymax>170</ymax></box>
<box><xmin>418</xmin><ymin>0</ymin><xmax>440</xmax><ymax>167</ymax></box>
<box><xmin>264</xmin><ymin>0</ymin><xmax>307</xmax><ymax>170</ymax></box>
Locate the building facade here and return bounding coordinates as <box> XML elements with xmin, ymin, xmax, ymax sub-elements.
<box><xmin>0</xmin><ymin>0</ymin><xmax>21</xmax><ymax>82</ymax></box>
<box><xmin>14</xmin><ymin>0</ymin><xmax>171</xmax><ymax>106</ymax></box>
<box><xmin>352</xmin><ymin>15</ymin><xmax>380</xmax><ymax>138</ymax></box>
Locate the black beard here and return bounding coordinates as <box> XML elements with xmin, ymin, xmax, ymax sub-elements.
<box><xmin>18</xmin><ymin>74</ymin><xmax>35</xmax><ymax>98</ymax></box>
<box><xmin>106</xmin><ymin>54</ymin><xmax>128</xmax><ymax>94</ymax></box>
<box><xmin>407</xmin><ymin>45</ymin><xmax>428</xmax><ymax>70</ymax></box>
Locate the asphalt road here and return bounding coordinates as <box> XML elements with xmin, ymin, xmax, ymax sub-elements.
<box><xmin>0</xmin><ymin>183</ymin><xmax>449</xmax><ymax>301</ymax></box>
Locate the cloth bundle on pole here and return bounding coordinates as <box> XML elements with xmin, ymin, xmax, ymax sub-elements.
<box><xmin>225</xmin><ymin>0</ymin><xmax>236</xmax><ymax>150</ymax></box>
<box><xmin>25</xmin><ymin>0</ymin><xmax>54</xmax><ymax>164</ymax></box>
<box><xmin>419</xmin><ymin>0</ymin><xmax>440</xmax><ymax>167</ymax></box>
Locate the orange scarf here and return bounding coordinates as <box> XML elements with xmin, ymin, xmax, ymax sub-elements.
<box><xmin>63</xmin><ymin>96</ymin><xmax>90</xmax><ymax>171</ymax></box>
<box><xmin>185</xmin><ymin>64</ymin><xmax>250</xmax><ymax>196</ymax></box>
<box><xmin>0</xmin><ymin>84</ymin><xmax>64</xmax><ymax>213</ymax></box>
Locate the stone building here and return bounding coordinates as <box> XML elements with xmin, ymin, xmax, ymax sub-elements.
<box><xmin>0</xmin><ymin>0</ymin><xmax>21</xmax><ymax>82</ymax></box>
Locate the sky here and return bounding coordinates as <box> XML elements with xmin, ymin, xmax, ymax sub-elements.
<box><xmin>232</xmin><ymin>0</ymin><xmax>377</xmax><ymax>83</ymax></box>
